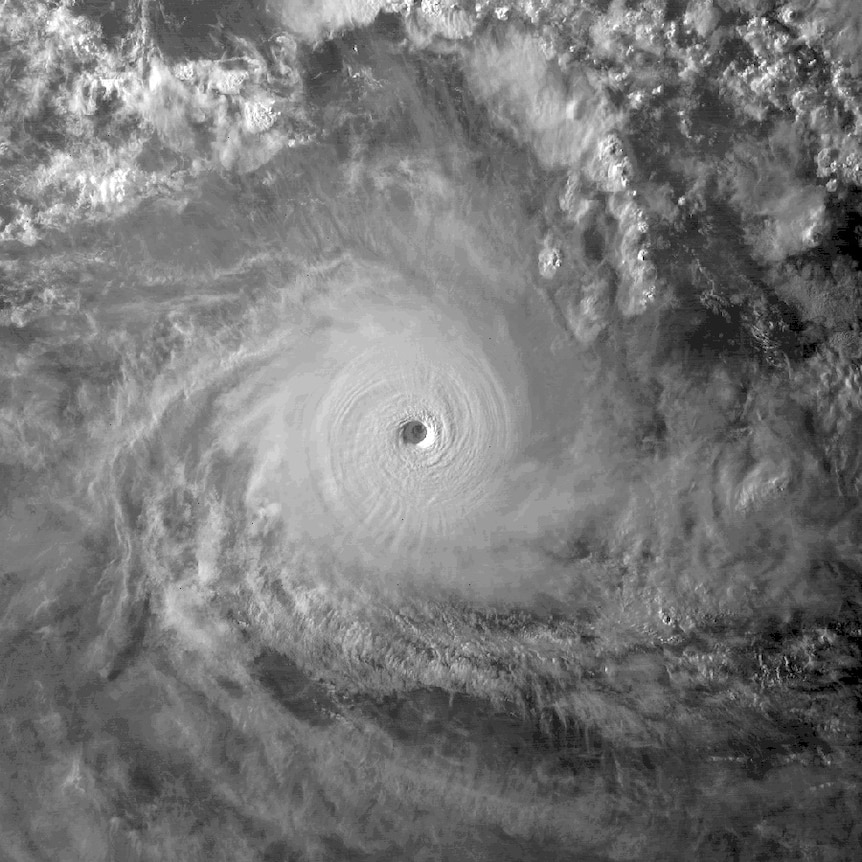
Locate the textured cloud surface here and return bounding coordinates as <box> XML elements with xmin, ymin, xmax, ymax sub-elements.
<box><xmin>3</xmin><ymin>2</ymin><xmax>862</xmax><ymax>861</ymax></box>
<box><xmin>205</xmin><ymin>253</ymin><xmax>569</xmax><ymax>597</ymax></box>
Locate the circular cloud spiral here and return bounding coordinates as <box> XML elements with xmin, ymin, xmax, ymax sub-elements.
<box><xmin>215</xmin><ymin>270</ymin><xmax>531</xmax><ymax>583</ymax></box>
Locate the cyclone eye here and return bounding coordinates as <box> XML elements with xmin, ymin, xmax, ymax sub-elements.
<box><xmin>401</xmin><ymin>420</ymin><xmax>428</xmax><ymax>446</ymax></box>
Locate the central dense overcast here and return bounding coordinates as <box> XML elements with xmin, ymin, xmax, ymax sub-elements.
<box><xmin>1</xmin><ymin>2</ymin><xmax>862</xmax><ymax>860</ymax></box>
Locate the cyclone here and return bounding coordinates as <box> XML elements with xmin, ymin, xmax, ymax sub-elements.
<box><xmin>188</xmin><ymin>256</ymin><xmax>544</xmax><ymax>599</ymax></box>
<box><xmin>4</xmin><ymin>3</ymin><xmax>862</xmax><ymax>861</ymax></box>
<box><xmin>309</xmin><ymin>309</ymin><xmax>524</xmax><ymax>552</ymax></box>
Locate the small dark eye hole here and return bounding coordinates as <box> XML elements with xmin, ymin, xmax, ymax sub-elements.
<box><xmin>401</xmin><ymin>420</ymin><xmax>428</xmax><ymax>445</ymax></box>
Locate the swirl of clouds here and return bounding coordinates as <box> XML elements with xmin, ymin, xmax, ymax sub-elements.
<box><xmin>215</xmin><ymin>276</ymin><xmax>541</xmax><ymax>591</ymax></box>
<box><xmin>3</xmin><ymin>1</ymin><xmax>862</xmax><ymax>860</ymax></box>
